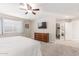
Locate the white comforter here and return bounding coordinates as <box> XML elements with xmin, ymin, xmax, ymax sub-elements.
<box><xmin>0</xmin><ymin>36</ymin><xmax>42</xmax><ymax>56</ymax></box>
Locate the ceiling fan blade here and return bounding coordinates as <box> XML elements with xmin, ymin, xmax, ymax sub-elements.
<box><xmin>25</xmin><ymin>12</ymin><xmax>28</xmax><ymax>14</ymax></box>
<box><xmin>20</xmin><ymin>3</ymin><xmax>28</xmax><ymax>10</ymax></box>
<box><xmin>33</xmin><ymin>9</ymin><xmax>40</xmax><ymax>11</ymax></box>
<box><xmin>27</xmin><ymin>4</ymin><xmax>32</xmax><ymax>10</ymax></box>
<box><xmin>32</xmin><ymin>11</ymin><xmax>36</xmax><ymax>15</ymax></box>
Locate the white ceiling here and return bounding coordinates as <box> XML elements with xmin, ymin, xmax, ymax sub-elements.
<box><xmin>37</xmin><ymin>3</ymin><xmax>79</xmax><ymax>15</ymax></box>
<box><xmin>37</xmin><ymin>3</ymin><xmax>79</xmax><ymax>18</ymax></box>
<box><xmin>0</xmin><ymin>3</ymin><xmax>79</xmax><ymax>20</ymax></box>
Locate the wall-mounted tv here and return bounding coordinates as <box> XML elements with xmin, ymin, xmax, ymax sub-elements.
<box><xmin>38</xmin><ymin>22</ymin><xmax>47</xmax><ymax>29</ymax></box>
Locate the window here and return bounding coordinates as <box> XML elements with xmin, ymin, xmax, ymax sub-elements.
<box><xmin>3</xmin><ymin>19</ymin><xmax>23</xmax><ymax>34</ymax></box>
<box><xmin>0</xmin><ymin>18</ymin><xmax>23</xmax><ymax>35</ymax></box>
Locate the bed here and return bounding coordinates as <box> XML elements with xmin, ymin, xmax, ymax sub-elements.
<box><xmin>0</xmin><ymin>36</ymin><xmax>42</xmax><ymax>56</ymax></box>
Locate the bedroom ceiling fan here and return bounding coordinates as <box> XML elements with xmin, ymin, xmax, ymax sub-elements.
<box><xmin>20</xmin><ymin>3</ymin><xmax>40</xmax><ymax>15</ymax></box>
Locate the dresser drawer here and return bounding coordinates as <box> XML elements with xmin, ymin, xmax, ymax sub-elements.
<box><xmin>34</xmin><ymin>33</ymin><xmax>49</xmax><ymax>42</ymax></box>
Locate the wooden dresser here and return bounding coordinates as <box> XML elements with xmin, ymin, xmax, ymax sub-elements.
<box><xmin>34</xmin><ymin>33</ymin><xmax>49</xmax><ymax>42</ymax></box>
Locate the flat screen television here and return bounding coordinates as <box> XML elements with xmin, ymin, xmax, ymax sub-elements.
<box><xmin>38</xmin><ymin>22</ymin><xmax>47</xmax><ymax>29</ymax></box>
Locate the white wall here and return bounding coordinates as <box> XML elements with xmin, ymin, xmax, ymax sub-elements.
<box><xmin>0</xmin><ymin>14</ymin><xmax>32</xmax><ymax>38</ymax></box>
<box><xmin>65</xmin><ymin>22</ymin><xmax>72</xmax><ymax>40</ymax></box>
<box><xmin>64</xmin><ymin>20</ymin><xmax>79</xmax><ymax>40</ymax></box>
<box><xmin>72</xmin><ymin>20</ymin><xmax>79</xmax><ymax>40</ymax></box>
<box><xmin>32</xmin><ymin>16</ymin><xmax>56</xmax><ymax>42</ymax></box>
<box><xmin>23</xmin><ymin>20</ymin><xmax>33</xmax><ymax>38</ymax></box>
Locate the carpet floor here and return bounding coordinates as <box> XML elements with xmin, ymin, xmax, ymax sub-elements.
<box><xmin>41</xmin><ymin>41</ymin><xmax>79</xmax><ymax>56</ymax></box>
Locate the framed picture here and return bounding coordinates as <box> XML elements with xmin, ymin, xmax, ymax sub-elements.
<box><xmin>25</xmin><ymin>24</ymin><xmax>29</xmax><ymax>28</ymax></box>
<box><xmin>38</xmin><ymin>22</ymin><xmax>47</xmax><ymax>29</ymax></box>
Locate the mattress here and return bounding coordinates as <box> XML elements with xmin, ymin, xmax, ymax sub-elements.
<box><xmin>0</xmin><ymin>36</ymin><xmax>42</xmax><ymax>56</ymax></box>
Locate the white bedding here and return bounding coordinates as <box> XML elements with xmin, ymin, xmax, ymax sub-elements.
<box><xmin>0</xmin><ymin>36</ymin><xmax>42</xmax><ymax>56</ymax></box>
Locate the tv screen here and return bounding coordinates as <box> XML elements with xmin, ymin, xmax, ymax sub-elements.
<box><xmin>38</xmin><ymin>22</ymin><xmax>47</xmax><ymax>29</ymax></box>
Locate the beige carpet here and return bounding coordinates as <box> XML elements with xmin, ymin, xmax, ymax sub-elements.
<box><xmin>41</xmin><ymin>42</ymin><xmax>79</xmax><ymax>56</ymax></box>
